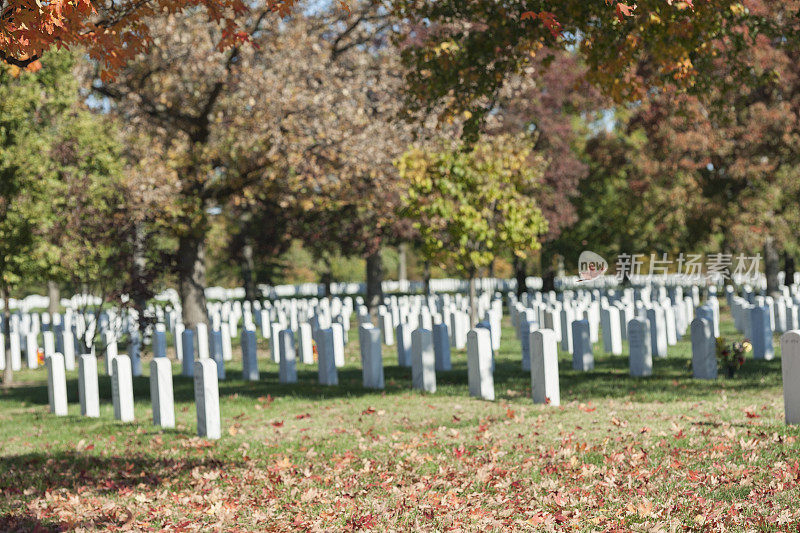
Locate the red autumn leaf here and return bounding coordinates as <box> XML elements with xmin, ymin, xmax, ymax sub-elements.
<box><xmin>362</xmin><ymin>407</ymin><xmax>377</xmax><ymax>415</ymax></box>
<box><xmin>295</xmin><ymin>413</ymin><xmax>311</xmax><ymax>419</ymax></box>
<box><xmin>615</xmin><ymin>3</ymin><xmax>635</xmax><ymax>22</ymax></box>
<box><xmin>745</xmin><ymin>411</ymin><xmax>761</xmax><ymax>419</ymax></box>
<box><xmin>505</xmin><ymin>408</ymin><xmax>516</xmax><ymax>419</ymax></box>
<box><xmin>271</xmin><ymin>420</ymin><xmax>284</xmax><ymax>427</ymax></box>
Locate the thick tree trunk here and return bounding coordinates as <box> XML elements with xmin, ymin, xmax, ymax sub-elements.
<box><xmin>178</xmin><ymin>234</ymin><xmax>209</xmax><ymax>329</ymax></box>
<box><xmin>398</xmin><ymin>243</ymin><xmax>408</xmax><ymax>282</ymax></box>
<box><xmin>764</xmin><ymin>236</ymin><xmax>781</xmax><ymax>297</ymax></box>
<box><xmin>2</xmin><ymin>286</ymin><xmax>12</xmax><ymax>388</ymax></box>
<box><xmin>132</xmin><ymin>223</ymin><xmax>148</xmax><ymax>333</ymax></box>
<box><xmin>784</xmin><ymin>251</ymin><xmax>795</xmax><ymax>288</ymax></box>
<box><xmin>47</xmin><ymin>281</ymin><xmax>59</xmax><ymax>316</ymax></box>
<box><xmin>468</xmin><ymin>270</ymin><xmax>478</xmax><ymax>327</ymax></box>
<box><xmin>321</xmin><ymin>259</ymin><xmax>333</xmax><ymax>299</ymax></box>
<box><xmin>241</xmin><ymin>240</ymin><xmax>257</xmax><ymax>302</ymax></box>
<box><xmin>540</xmin><ymin>247</ymin><xmax>556</xmax><ymax>293</ymax></box>
<box><xmin>514</xmin><ymin>257</ymin><xmax>526</xmax><ymax>298</ymax></box>
<box><xmin>365</xmin><ymin>249</ymin><xmax>384</xmax><ymax>314</ymax></box>
<box><xmin>423</xmin><ymin>261</ymin><xmax>431</xmax><ymax>296</ymax></box>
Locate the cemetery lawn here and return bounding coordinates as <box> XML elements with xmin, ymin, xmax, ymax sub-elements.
<box><xmin>1</xmin><ymin>311</ymin><xmax>799</xmax><ymax>531</ymax></box>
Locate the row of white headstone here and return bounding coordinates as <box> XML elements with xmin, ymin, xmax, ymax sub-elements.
<box><xmin>45</xmin><ymin>352</ymin><xmax>221</xmax><ymax>439</ymax></box>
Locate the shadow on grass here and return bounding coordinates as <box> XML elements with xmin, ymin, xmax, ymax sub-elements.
<box><xmin>0</xmin><ymin>450</ymin><xmax>240</xmax><ymax>495</ymax></box>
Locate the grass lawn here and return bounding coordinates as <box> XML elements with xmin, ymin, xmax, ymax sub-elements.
<box><xmin>1</xmin><ymin>306</ymin><xmax>799</xmax><ymax>531</ymax></box>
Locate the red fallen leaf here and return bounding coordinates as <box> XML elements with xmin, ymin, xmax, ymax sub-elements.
<box><xmin>362</xmin><ymin>407</ymin><xmax>377</xmax><ymax>415</ymax></box>
<box><xmin>477</xmin><ymin>423</ymin><xmax>489</xmax><ymax>432</ymax></box>
<box><xmin>453</xmin><ymin>445</ymin><xmax>467</xmax><ymax>459</ymax></box>
<box><xmin>505</xmin><ymin>408</ymin><xmax>516</xmax><ymax>419</ymax></box>
<box><xmin>452</xmin><ymin>415</ymin><xmax>461</xmax><ymax>422</ymax></box>
<box><xmin>554</xmin><ymin>513</ymin><xmax>568</xmax><ymax>524</ymax></box>
<box><xmin>545</xmin><ymin>396</ymin><xmax>551</xmax><ymax>405</ymax></box>
<box><xmin>615</xmin><ymin>2</ymin><xmax>635</xmax><ymax>22</ymax></box>
<box><xmin>271</xmin><ymin>420</ymin><xmax>284</xmax><ymax>427</ymax></box>
<box><xmin>578</xmin><ymin>403</ymin><xmax>596</xmax><ymax>413</ymax></box>
<box><xmin>295</xmin><ymin>413</ymin><xmax>311</xmax><ymax>420</ymax></box>
<box><xmin>745</xmin><ymin>411</ymin><xmax>761</xmax><ymax>419</ymax></box>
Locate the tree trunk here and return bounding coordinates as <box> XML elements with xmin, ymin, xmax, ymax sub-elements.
<box><xmin>540</xmin><ymin>247</ymin><xmax>556</xmax><ymax>293</ymax></box>
<box><xmin>2</xmin><ymin>286</ymin><xmax>12</xmax><ymax>388</ymax></box>
<box><xmin>365</xmin><ymin>249</ymin><xmax>384</xmax><ymax>314</ymax></box>
<box><xmin>423</xmin><ymin>261</ymin><xmax>431</xmax><ymax>296</ymax></box>
<box><xmin>784</xmin><ymin>251</ymin><xmax>795</xmax><ymax>288</ymax></box>
<box><xmin>321</xmin><ymin>258</ymin><xmax>333</xmax><ymax>300</ymax></box>
<box><xmin>178</xmin><ymin>234</ymin><xmax>209</xmax><ymax>329</ymax></box>
<box><xmin>514</xmin><ymin>257</ymin><xmax>526</xmax><ymax>298</ymax></box>
<box><xmin>764</xmin><ymin>235</ymin><xmax>781</xmax><ymax>297</ymax></box>
<box><xmin>398</xmin><ymin>243</ymin><xmax>408</xmax><ymax>282</ymax></box>
<box><xmin>132</xmin><ymin>222</ymin><xmax>148</xmax><ymax>334</ymax></box>
<box><xmin>47</xmin><ymin>281</ymin><xmax>59</xmax><ymax>316</ymax></box>
<box><xmin>468</xmin><ymin>270</ymin><xmax>478</xmax><ymax>327</ymax></box>
<box><xmin>241</xmin><ymin>239</ymin><xmax>257</xmax><ymax>302</ymax></box>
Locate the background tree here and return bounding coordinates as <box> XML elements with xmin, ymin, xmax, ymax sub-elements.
<box><xmin>0</xmin><ymin>0</ymin><xmax>301</xmax><ymax>75</ymax></box>
<box><xmin>397</xmin><ymin>134</ymin><xmax>548</xmax><ymax>325</ymax></box>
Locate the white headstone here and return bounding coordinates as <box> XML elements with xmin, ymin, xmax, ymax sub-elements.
<box><xmin>396</xmin><ymin>323</ymin><xmax>412</xmax><ymax>368</ymax></box>
<box><xmin>62</xmin><ymin>330</ymin><xmax>76</xmax><ymax>371</ymax></box>
<box><xmin>530</xmin><ymin>329</ymin><xmax>560</xmax><ymax>406</ymax></box>
<box><xmin>104</xmin><ymin>331</ymin><xmax>117</xmax><ymax>375</ymax></box>
<box><xmin>600</xmin><ymin>307</ymin><xmax>623</xmax><ymax>355</ymax></box>
<box><xmin>331</xmin><ymin>323</ymin><xmax>345</xmax><ymax>367</ymax></box>
<box><xmin>318</xmin><ymin>328</ymin><xmax>338</xmax><ymax>386</ymax></box>
<box><xmin>78</xmin><ymin>354</ymin><xmax>99</xmax><ymax>417</ymax></box>
<box><xmin>646</xmin><ymin>307</ymin><xmax>668</xmax><ymax>358</ymax></box>
<box><xmin>359</xmin><ymin>324</ymin><xmax>384</xmax><ymax>389</ymax></box>
<box><xmin>241</xmin><ymin>329</ymin><xmax>259</xmax><ymax>381</ymax></box>
<box><xmin>194</xmin><ymin>359</ymin><xmax>221</xmax><ymax>440</ymax></box>
<box><xmin>780</xmin><ymin>331</ymin><xmax>800</xmax><ymax>424</ymax></box>
<box><xmin>467</xmin><ymin>328</ymin><xmax>494</xmax><ymax>401</ymax></box>
<box><xmin>46</xmin><ymin>353</ymin><xmax>68</xmax><ymax>416</ymax></box>
<box><xmin>111</xmin><ymin>354</ymin><xmax>135</xmax><ymax>422</ymax></box>
<box><xmin>411</xmin><ymin>328</ymin><xmax>436</xmax><ymax>393</ymax></box>
<box><xmin>279</xmin><ymin>329</ymin><xmax>297</xmax><ymax>384</ymax></box>
<box><xmin>181</xmin><ymin>328</ymin><xmax>195</xmax><ymax>377</ymax></box>
<box><xmin>196</xmin><ymin>323</ymin><xmax>210</xmax><ymax>360</ymax></box>
<box><xmin>628</xmin><ymin>318</ymin><xmax>652</xmax><ymax>377</ymax></box>
<box><xmin>432</xmin><ymin>323</ymin><xmax>451</xmax><ymax>372</ymax></box>
<box><xmin>26</xmin><ymin>332</ymin><xmax>38</xmax><ymax>369</ymax></box>
<box><xmin>751</xmin><ymin>305</ymin><xmax>774</xmax><ymax>360</ymax></box>
<box><xmin>150</xmin><ymin>358</ymin><xmax>175</xmax><ymax>428</ymax></box>
<box><xmin>297</xmin><ymin>323</ymin><xmax>314</xmax><ymax>364</ymax></box>
<box><xmin>571</xmin><ymin>319</ymin><xmax>594</xmax><ymax>371</ymax></box>
<box><xmin>691</xmin><ymin>317</ymin><xmax>717</xmax><ymax>379</ymax></box>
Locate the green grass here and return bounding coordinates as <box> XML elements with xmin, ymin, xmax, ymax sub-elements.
<box><xmin>1</xmin><ymin>306</ymin><xmax>799</xmax><ymax>531</ymax></box>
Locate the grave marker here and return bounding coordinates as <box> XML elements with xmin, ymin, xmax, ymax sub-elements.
<box><xmin>150</xmin><ymin>358</ymin><xmax>175</xmax><ymax>428</ymax></box>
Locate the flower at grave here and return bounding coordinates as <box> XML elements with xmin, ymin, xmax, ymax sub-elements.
<box><xmin>716</xmin><ymin>337</ymin><xmax>748</xmax><ymax>378</ymax></box>
<box><xmin>37</xmin><ymin>348</ymin><xmax>45</xmax><ymax>366</ymax></box>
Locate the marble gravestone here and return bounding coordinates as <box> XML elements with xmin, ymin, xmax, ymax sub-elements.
<box><xmin>46</xmin><ymin>352</ymin><xmax>68</xmax><ymax>416</ymax></box>
<box><xmin>241</xmin><ymin>329</ymin><xmax>259</xmax><ymax>381</ymax></box>
<box><xmin>751</xmin><ymin>305</ymin><xmax>774</xmax><ymax>360</ymax></box>
<box><xmin>432</xmin><ymin>323</ymin><xmax>451</xmax><ymax>372</ymax></box>
<box><xmin>691</xmin><ymin>317</ymin><xmax>717</xmax><ymax>380</ymax></box>
<box><xmin>181</xmin><ymin>328</ymin><xmax>195</xmax><ymax>377</ymax></box>
<box><xmin>150</xmin><ymin>358</ymin><xmax>175</xmax><ymax>428</ymax></box>
<box><xmin>111</xmin><ymin>354</ymin><xmax>135</xmax><ymax>422</ymax></box>
<box><xmin>298</xmin><ymin>323</ymin><xmax>314</xmax><ymax>365</ymax></box>
<box><xmin>780</xmin><ymin>331</ymin><xmax>800</xmax><ymax>425</ymax></box>
<box><xmin>78</xmin><ymin>354</ymin><xmax>100</xmax><ymax>417</ymax></box>
<box><xmin>571</xmin><ymin>319</ymin><xmax>594</xmax><ymax>372</ymax></box>
<box><xmin>646</xmin><ymin>307</ymin><xmax>668</xmax><ymax>358</ymax></box>
<box><xmin>278</xmin><ymin>329</ymin><xmax>298</xmax><ymax>384</ymax></box>
<box><xmin>628</xmin><ymin>318</ymin><xmax>652</xmax><ymax>377</ymax></box>
<box><xmin>318</xmin><ymin>328</ymin><xmax>339</xmax><ymax>386</ymax></box>
<box><xmin>467</xmin><ymin>328</ymin><xmax>494</xmax><ymax>401</ymax></box>
<box><xmin>411</xmin><ymin>328</ymin><xmax>436</xmax><ymax>393</ymax></box>
<box><xmin>600</xmin><ymin>307</ymin><xmax>623</xmax><ymax>355</ymax></box>
<box><xmin>530</xmin><ymin>329</ymin><xmax>560</xmax><ymax>406</ymax></box>
<box><xmin>194</xmin><ymin>359</ymin><xmax>221</xmax><ymax>440</ymax></box>
<box><xmin>359</xmin><ymin>324</ymin><xmax>384</xmax><ymax>390</ymax></box>
<box><xmin>154</xmin><ymin>324</ymin><xmax>168</xmax><ymax>358</ymax></box>
<box><xmin>396</xmin><ymin>323</ymin><xmax>412</xmax><ymax>368</ymax></box>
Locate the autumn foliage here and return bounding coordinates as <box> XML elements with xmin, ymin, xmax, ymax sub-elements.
<box><xmin>0</xmin><ymin>0</ymin><xmax>299</xmax><ymax>78</ymax></box>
